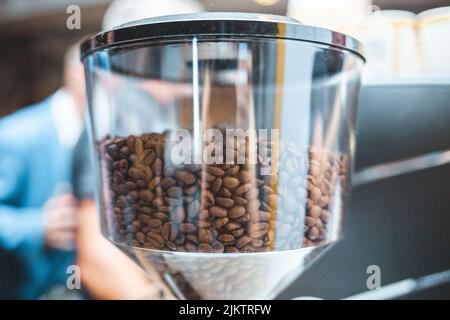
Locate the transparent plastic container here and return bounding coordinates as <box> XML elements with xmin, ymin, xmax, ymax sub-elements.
<box><xmin>81</xmin><ymin>13</ymin><xmax>365</xmax><ymax>300</ymax></box>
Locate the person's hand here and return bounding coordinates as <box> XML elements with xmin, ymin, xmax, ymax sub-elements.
<box><xmin>43</xmin><ymin>193</ymin><xmax>78</xmax><ymax>251</ymax></box>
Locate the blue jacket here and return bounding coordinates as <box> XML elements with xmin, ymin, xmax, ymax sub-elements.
<box><xmin>0</xmin><ymin>96</ymin><xmax>76</xmax><ymax>299</ymax></box>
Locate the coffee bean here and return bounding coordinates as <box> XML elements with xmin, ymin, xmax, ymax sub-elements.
<box><xmin>207</xmin><ymin>166</ymin><xmax>225</xmax><ymax>177</ymax></box>
<box><xmin>126</xmin><ymin>181</ymin><xmax>137</xmax><ymax>190</ymax></box>
<box><xmin>201</xmin><ymin>190</ymin><xmax>215</xmax><ymax>207</ymax></box>
<box><xmin>249</xmin><ymin>223</ymin><xmax>269</xmax><ymax>238</ymax></box>
<box><xmin>137</xmin><ymin>165</ymin><xmax>153</xmax><ymax>181</ymax></box>
<box><xmin>310</xmin><ymin>187</ymin><xmax>322</xmax><ymax>203</ymax></box>
<box><xmin>143</xmin><ymin>242</ymin><xmax>158</xmax><ymax>250</ymax></box>
<box><xmin>235</xmin><ymin>213</ymin><xmax>250</xmax><ymax>224</ymax></box>
<box><xmin>167</xmin><ymin>186</ymin><xmax>182</xmax><ymax>198</ymax></box>
<box><xmin>318</xmin><ymin>195</ymin><xmax>329</xmax><ymax>207</ymax></box>
<box><xmin>307</xmin><ymin>226</ymin><xmax>320</xmax><ymax>240</ymax></box>
<box><xmin>148</xmin><ymin>219</ymin><xmax>162</xmax><ymax>229</ymax></box>
<box><xmin>216</xmin><ymin>197</ymin><xmax>234</xmax><ymax>208</ymax></box>
<box><xmin>241</xmin><ymin>246</ymin><xmax>255</xmax><ymax>253</ymax></box>
<box><xmin>217</xmin><ymin>234</ymin><xmax>235</xmax><ymax>245</ymax></box>
<box><xmin>147</xmin><ymin>232</ymin><xmax>164</xmax><ymax>248</ymax></box>
<box><xmin>139</xmin><ymin>207</ymin><xmax>152</xmax><ymax>216</ymax></box>
<box><xmin>116</xmin><ymin>195</ymin><xmax>127</xmax><ymax>208</ymax></box>
<box><xmin>152</xmin><ymin>213</ymin><xmax>167</xmax><ymax>224</ymax></box>
<box><xmin>183</xmin><ymin>196</ymin><xmax>194</xmax><ymax>204</ymax></box>
<box><xmin>211</xmin><ymin>241</ymin><xmax>225</xmax><ymax>253</ymax></box>
<box><xmin>164</xmin><ymin>166</ymin><xmax>175</xmax><ymax>177</ymax></box>
<box><xmin>159</xmin><ymin>206</ymin><xmax>170</xmax><ymax>213</ymax></box>
<box><xmin>231</xmin><ymin>228</ymin><xmax>245</xmax><ymax>238</ymax></box>
<box><xmin>225</xmin><ymin>246</ymin><xmax>240</xmax><ymax>253</ymax></box>
<box><xmin>198</xmin><ymin>210</ymin><xmax>210</xmax><ymax>221</ymax></box>
<box><xmin>170</xmin><ymin>207</ymin><xmax>185</xmax><ymax>224</ymax></box>
<box><xmin>160</xmin><ymin>177</ymin><xmax>176</xmax><ymax>189</ymax></box>
<box><xmin>139</xmin><ymin>190</ymin><xmax>154</xmax><ymax>202</ymax></box>
<box><xmin>152</xmin><ymin>198</ymin><xmax>164</xmax><ymax>208</ymax></box>
<box><xmin>234</xmin><ymin>183</ymin><xmax>252</xmax><ymax>195</ymax></box>
<box><xmin>164</xmin><ymin>196</ymin><xmax>182</xmax><ymax>206</ymax></box>
<box><xmin>144</xmin><ymin>139</ymin><xmax>156</xmax><ymax>150</ymax></box>
<box><xmin>176</xmin><ymin>170</ymin><xmax>196</xmax><ymax>185</ymax></box>
<box><xmin>128</xmin><ymin>167</ymin><xmax>139</xmax><ymax>179</ymax></box>
<box><xmin>255</xmin><ymin>211</ymin><xmax>271</xmax><ymax>222</ymax></box>
<box><xmin>246</xmin><ymin>200</ymin><xmax>259</xmax><ymax>213</ymax></box>
<box><xmin>179</xmin><ymin>223</ymin><xmax>197</xmax><ymax>233</ymax></box>
<box><xmin>222</xmin><ymin>177</ymin><xmax>240</xmax><ymax>189</ymax></box>
<box><xmin>127</xmin><ymin>136</ymin><xmax>136</xmax><ymax>152</ymax></box>
<box><xmin>232</xmin><ymin>196</ymin><xmax>248</xmax><ymax>206</ymax></box>
<box><xmin>174</xmin><ymin>233</ymin><xmax>185</xmax><ymax>245</ymax></box>
<box><xmin>185</xmin><ymin>242</ymin><xmax>197</xmax><ymax>252</ymax></box>
<box><xmin>210</xmin><ymin>178</ymin><xmax>222</xmax><ymax>193</ymax></box>
<box><xmin>183</xmin><ymin>185</ymin><xmax>198</xmax><ymax>195</ymax></box>
<box><xmin>139</xmin><ymin>149</ymin><xmax>156</xmax><ymax>166</ymax></box>
<box><xmin>165</xmin><ymin>241</ymin><xmax>177</xmax><ymax>251</ymax></box>
<box><xmin>238</xmin><ymin>170</ymin><xmax>251</xmax><ymax>183</ymax></box>
<box><xmin>320</xmin><ymin>210</ymin><xmax>329</xmax><ymax>223</ymax></box>
<box><xmin>187</xmin><ymin>200</ymin><xmax>200</xmax><ymax>218</ymax></box>
<box><xmin>309</xmin><ymin>205</ymin><xmax>322</xmax><ymax>218</ymax></box>
<box><xmin>148</xmin><ymin>177</ymin><xmax>160</xmax><ymax>191</ymax></box>
<box><xmin>134</xmin><ymin>138</ymin><xmax>144</xmax><ymax>156</ymax></box>
<box><xmin>229</xmin><ymin>206</ymin><xmax>246</xmax><ymax>219</ymax></box>
<box><xmin>186</xmin><ymin>234</ymin><xmax>199</xmax><ymax>244</ymax></box>
<box><xmin>152</xmin><ymin>159</ymin><xmax>163</xmax><ymax>176</ymax></box>
<box><xmin>209</xmin><ymin>206</ymin><xmax>228</xmax><ymax>218</ymax></box>
<box><xmin>246</xmin><ymin>188</ymin><xmax>259</xmax><ymax>200</ymax></box>
<box><xmin>259</xmin><ymin>201</ymin><xmax>271</xmax><ymax>212</ymax></box>
<box><xmin>219</xmin><ymin>187</ymin><xmax>232</xmax><ymax>197</ymax></box>
<box><xmin>212</xmin><ymin>217</ymin><xmax>229</xmax><ymax>229</ymax></box>
<box><xmin>117</xmin><ymin>159</ymin><xmax>129</xmax><ymax>174</ymax></box>
<box><xmin>162</xmin><ymin>222</ymin><xmax>178</xmax><ymax>241</ymax></box>
<box><xmin>199</xmin><ymin>228</ymin><xmax>213</xmax><ymax>243</ymax></box>
<box><xmin>185</xmin><ymin>164</ymin><xmax>201</xmax><ymax>173</ymax></box>
<box><xmin>155</xmin><ymin>141</ymin><xmax>165</xmax><ymax>158</ymax></box>
<box><xmin>113</xmin><ymin>184</ymin><xmax>127</xmax><ymax>195</ymax></box>
<box><xmin>198</xmin><ymin>243</ymin><xmax>213</xmax><ymax>253</ymax></box>
<box><xmin>225</xmin><ymin>222</ymin><xmax>241</xmax><ymax>231</ymax></box>
<box><xmin>135</xmin><ymin>232</ymin><xmax>146</xmax><ymax>244</ymax></box>
<box><xmin>226</xmin><ymin>165</ymin><xmax>240</xmax><ymax>175</ymax></box>
<box><xmin>250</xmin><ymin>238</ymin><xmax>263</xmax><ymax>248</ymax></box>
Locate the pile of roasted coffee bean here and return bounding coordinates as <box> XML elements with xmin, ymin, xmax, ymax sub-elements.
<box><xmin>99</xmin><ymin>131</ymin><xmax>346</xmax><ymax>253</ymax></box>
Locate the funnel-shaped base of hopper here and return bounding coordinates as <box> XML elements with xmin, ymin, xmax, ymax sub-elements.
<box><xmin>119</xmin><ymin>243</ymin><xmax>330</xmax><ymax>300</ymax></box>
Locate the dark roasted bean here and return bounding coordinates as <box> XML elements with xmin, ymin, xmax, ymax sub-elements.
<box><xmin>198</xmin><ymin>228</ymin><xmax>213</xmax><ymax>243</ymax></box>
<box><xmin>207</xmin><ymin>166</ymin><xmax>225</xmax><ymax>177</ymax></box>
<box><xmin>198</xmin><ymin>243</ymin><xmax>213</xmax><ymax>253</ymax></box>
<box><xmin>176</xmin><ymin>170</ymin><xmax>196</xmax><ymax>185</ymax></box>
<box><xmin>209</xmin><ymin>206</ymin><xmax>228</xmax><ymax>218</ymax></box>
<box><xmin>217</xmin><ymin>234</ymin><xmax>235</xmax><ymax>245</ymax></box>
<box><xmin>216</xmin><ymin>197</ymin><xmax>234</xmax><ymax>208</ymax></box>
<box><xmin>167</xmin><ymin>186</ymin><xmax>182</xmax><ymax>198</ymax></box>
<box><xmin>179</xmin><ymin>223</ymin><xmax>197</xmax><ymax>233</ymax></box>
<box><xmin>229</xmin><ymin>206</ymin><xmax>246</xmax><ymax>220</ymax></box>
<box><xmin>222</xmin><ymin>176</ymin><xmax>240</xmax><ymax>189</ymax></box>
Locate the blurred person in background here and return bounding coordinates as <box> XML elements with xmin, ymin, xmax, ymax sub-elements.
<box><xmin>74</xmin><ymin>0</ymin><xmax>203</xmax><ymax>299</ymax></box>
<box><xmin>0</xmin><ymin>45</ymin><xmax>83</xmax><ymax>299</ymax></box>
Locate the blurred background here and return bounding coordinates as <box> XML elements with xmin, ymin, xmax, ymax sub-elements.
<box><xmin>0</xmin><ymin>0</ymin><xmax>449</xmax><ymax>300</ymax></box>
<box><xmin>2</xmin><ymin>0</ymin><xmax>450</xmax><ymax>116</ymax></box>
